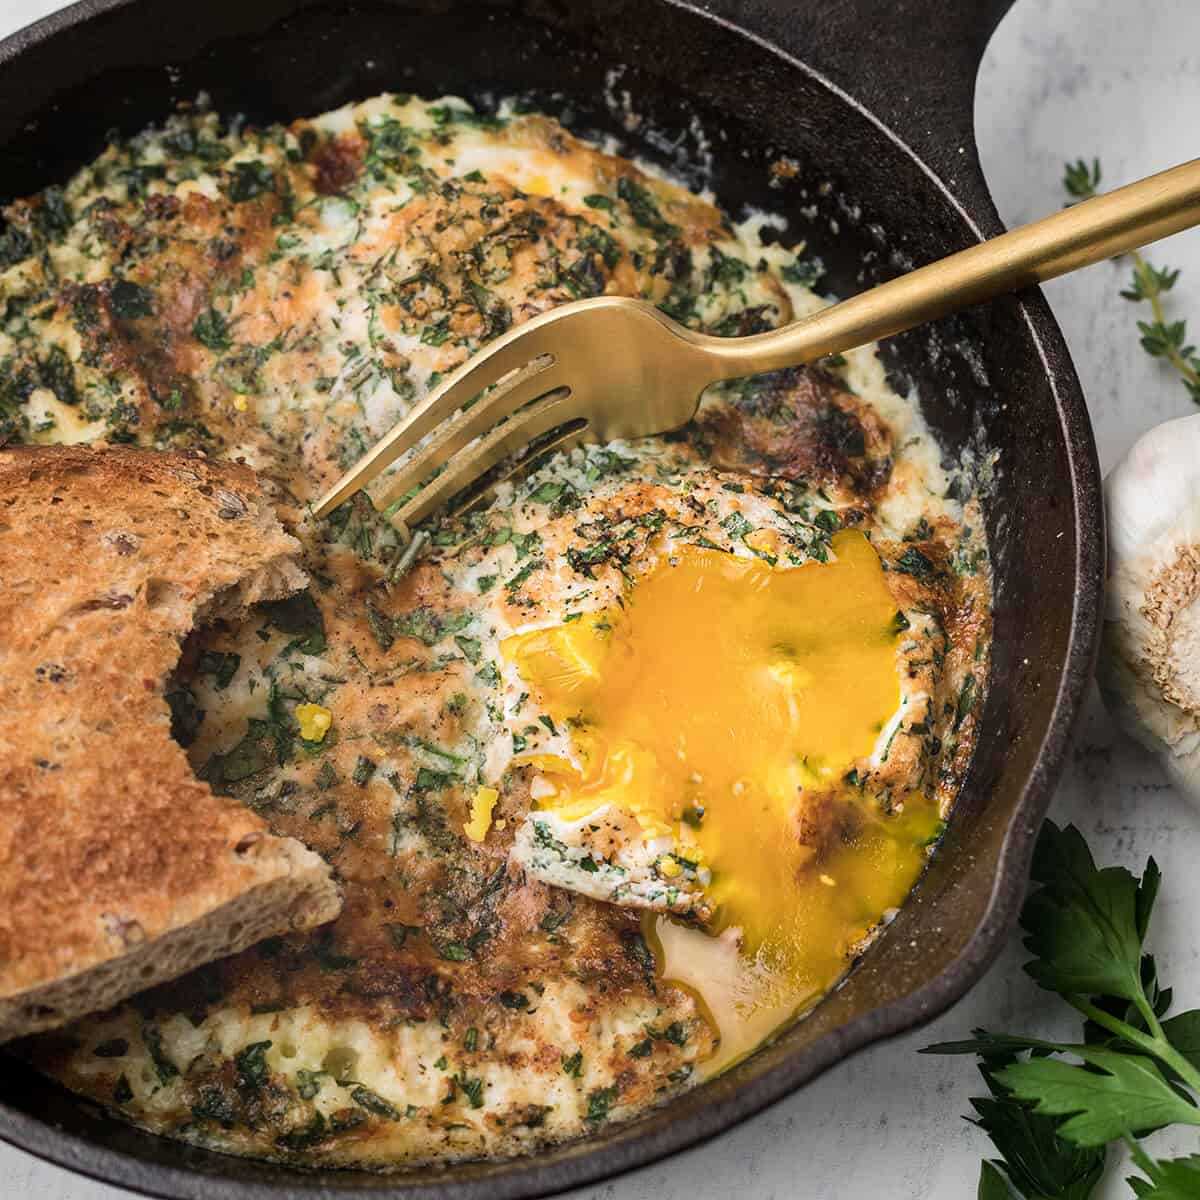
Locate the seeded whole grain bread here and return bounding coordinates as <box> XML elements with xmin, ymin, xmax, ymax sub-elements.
<box><xmin>0</xmin><ymin>444</ymin><xmax>341</xmax><ymax>1043</ymax></box>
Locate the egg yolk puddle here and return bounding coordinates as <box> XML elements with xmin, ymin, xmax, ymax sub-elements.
<box><xmin>503</xmin><ymin>529</ymin><xmax>943</xmax><ymax>1072</ymax></box>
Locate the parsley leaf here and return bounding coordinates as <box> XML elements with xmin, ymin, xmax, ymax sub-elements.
<box><xmin>970</xmin><ymin>1057</ymin><xmax>1106</xmax><ymax>1200</ymax></box>
<box><xmin>1021</xmin><ymin>821</ymin><xmax>1153</xmax><ymax>1004</ymax></box>
<box><xmin>1129</xmin><ymin>1154</ymin><xmax>1200</xmax><ymax>1198</ymax></box>
<box><xmin>995</xmin><ymin>1047</ymin><xmax>1200</xmax><ymax>1146</ymax></box>
<box><xmin>928</xmin><ymin>822</ymin><xmax>1200</xmax><ymax>1197</ymax></box>
<box><xmin>193</xmin><ymin>306</ymin><xmax>231</xmax><ymax>351</ymax></box>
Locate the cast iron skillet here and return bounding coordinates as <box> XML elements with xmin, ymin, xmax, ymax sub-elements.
<box><xmin>0</xmin><ymin>0</ymin><xmax>1102</xmax><ymax>1195</ymax></box>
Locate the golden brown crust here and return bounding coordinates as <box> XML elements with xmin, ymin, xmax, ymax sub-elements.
<box><xmin>0</xmin><ymin>444</ymin><xmax>341</xmax><ymax>1040</ymax></box>
<box><xmin>698</xmin><ymin>365</ymin><xmax>895</xmax><ymax>501</ymax></box>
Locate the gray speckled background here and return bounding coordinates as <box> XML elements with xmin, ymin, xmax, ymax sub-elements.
<box><xmin>3</xmin><ymin>0</ymin><xmax>1199</xmax><ymax>1195</ymax></box>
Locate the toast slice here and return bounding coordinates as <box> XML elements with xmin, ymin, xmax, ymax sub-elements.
<box><xmin>0</xmin><ymin>444</ymin><xmax>341</xmax><ymax>1043</ymax></box>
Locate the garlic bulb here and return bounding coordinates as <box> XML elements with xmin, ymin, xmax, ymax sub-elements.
<box><xmin>1098</xmin><ymin>412</ymin><xmax>1200</xmax><ymax>800</ymax></box>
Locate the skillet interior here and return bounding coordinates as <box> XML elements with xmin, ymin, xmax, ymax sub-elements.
<box><xmin>0</xmin><ymin>0</ymin><xmax>1102</xmax><ymax>1195</ymax></box>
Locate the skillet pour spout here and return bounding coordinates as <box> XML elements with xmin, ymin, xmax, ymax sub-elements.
<box><xmin>0</xmin><ymin>0</ymin><xmax>1102</xmax><ymax>1196</ymax></box>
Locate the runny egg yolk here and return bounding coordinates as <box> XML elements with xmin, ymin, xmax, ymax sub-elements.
<box><xmin>504</xmin><ymin>529</ymin><xmax>943</xmax><ymax>1070</ymax></box>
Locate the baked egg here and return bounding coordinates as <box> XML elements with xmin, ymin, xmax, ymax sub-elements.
<box><xmin>487</xmin><ymin>473</ymin><xmax>946</xmax><ymax>1069</ymax></box>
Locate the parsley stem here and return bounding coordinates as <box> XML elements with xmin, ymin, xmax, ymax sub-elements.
<box><xmin>1067</xmin><ymin>994</ymin><xmax>1200</xmax><ymax>1098</ymax></box>
<box><xmin>1131</xmin><ymin>987</ymin><xmax>1168</xmax><ymax>1046</ymax></box>
<box><xmin>1123</xmin><ymin>1134</ymin><xmax>1161</xmax><ymax>1184</ymax></box>
<box><xmin>388</xmin><ymin>528</ymin><xmax>429</xmax><ymax>583</ymax></box>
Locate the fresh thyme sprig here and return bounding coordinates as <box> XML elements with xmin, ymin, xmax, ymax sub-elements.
<box><xmin>1063</xmin><ymin>158</ymin><xmax>1200</xmax><ymax>405</ymax></box>
<box><xmin>925</xmin><ymin>822</ymin><xmax>1200</xmax><ymax>1198</ymax></box>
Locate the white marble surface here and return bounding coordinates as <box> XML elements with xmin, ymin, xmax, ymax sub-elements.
<box><xmin>2</xmin><ymin>0</ymin><xmax>1199</xmax><ymax>1195</ymax></box>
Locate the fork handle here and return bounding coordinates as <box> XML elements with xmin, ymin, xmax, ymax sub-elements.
<box><xmin>701</xmin><ymin>158</ymin><xmax>1200</xmax><ymax>376</ymax></box>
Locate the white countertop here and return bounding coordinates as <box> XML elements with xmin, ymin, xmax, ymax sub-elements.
<box><xmin>3</xmin><ymin>0</ymin><xmax>1199</xmax><ymax>1195</ymax></box>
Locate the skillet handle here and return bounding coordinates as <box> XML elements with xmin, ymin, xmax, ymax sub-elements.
<box><xmin>697</xmin><ymin>0</ymin><xmax>1017</xmax><ymax>229</ymax></box>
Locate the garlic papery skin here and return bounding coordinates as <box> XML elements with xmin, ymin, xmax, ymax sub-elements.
<box><xmin>1098</xmin><ymin>412</ymin><xmax>1200</xmax><ymax>801</ymax></box>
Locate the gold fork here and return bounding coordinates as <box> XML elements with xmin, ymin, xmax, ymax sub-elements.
<box><xmin>314</xmin><ymin>159</ymin><xmax>1200</xmax><ymax>532</ymax></box>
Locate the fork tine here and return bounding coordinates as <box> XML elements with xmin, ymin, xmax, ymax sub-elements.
<box><xmin>365</xmin><ymin>357</ymin><xmax>568</xmax><ymax>511</ymax></box>
<box><xmin>312</xmin><ymin>337</ymin><xmax>557</xmax><ymax>518</ymax></box>
<box><xmin>446</xmin><ymin>425</ymin><xmax>593</xmax><ymax>521</ymax></box>
<box><xmin>385</xmin><ymin>388</ymin><xmax>586</xmax><ymax>532</ymax></box>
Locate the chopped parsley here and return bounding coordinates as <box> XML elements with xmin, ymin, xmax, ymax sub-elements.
<box><xmin>586</xmin><ymin>1085</ymin><xmax>618</xmax><ymax>1123</ymax></box>
<box><xmin>192</xmin><ymin>306</ymin><xmax>231</xmax><ymax>352</ymax></box>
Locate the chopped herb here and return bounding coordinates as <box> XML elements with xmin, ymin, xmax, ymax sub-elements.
<box><xmin>199</xmin><ymin>650</ymin><xmax>241</xmax><ymax>690</ymax></box>
<box><xmin>659</xmin><ymin>1021</ymin><xmax>688</xmax><ymax>1046</ymax></box>
<box><xmin>621</xmin><ymin>929</ymin><xmax>656</xmax><ymax>978</ymax></box>
<box><xmin>234</xmin><ymin>1041</ymin><xmax>273</xmax><ymax>1090</ymax></box>
<box><xmin>296</xmin><ymin>1068</ymin><xmax>324</xmax><ymax>1100</ymax></box>
<box><xmin>141</xmin><ymin>1024</ymin><xmax>178</xmax><ymax>1084</ymax></box>
<box><xmin>781</xmin><ymin>257</ymin><xmax>825</xmax><ymax>289</ymax></box>
<box><xmin>456</xmin><ymin>1072</ymin><xmax>485</xmax><ymax>1109</ymax></box>
<box><xmin>350</xmin><ymin>1085</ymin><xmax>401</xmax><ymax>1120</ymax></box>
<box><xmin>628</xmin><ymin>1039</ymin><xmax>653</xmax><ymax>1059</ymax></box>
<box><xmin>352</xmin><ymin>755</ymin><xmax>377</xmax><ymax>787</ymax></box>
<box><xmin>954</xmin><ymin>675</ymin><xmax>978</xmax><ymax>731</ymax></box>
<box><xmin>39</xmin><ymin>345</ymin><xmax>78</xmax><ymax>406</ymax></box>
<box><xmin>366</xmin><ymin>603</ymin><xmax>395</xmax><ymax>651</ymax></box>
<box><xmin>540</xmin><ymin>905</ymin><xmax>571</xmax><ymax>932</ymax></box>
<box><xmin>562</xmin><ymin>1049</ymin><xmax>583</xmax><ymax>1077</ymax></box>
<box><xmin>586</xmin><ymin>1085</ymin><xmax>618</xmax><ymax>1123</ymax></box>
<box><xmin>505</xmin><ymin>558</ymin><xmax>542</xmax><ymax>597</ymax></box>
<box><xmin>35</xmin><ymin>186</ymin><xmax>72</xmax><ymax>241</ymax></box>
<box><xmin>0</xmin><ymin>225</ymin><xmax>32</xmax><ymax>269</ymax></box>
<box><xmin>191</xmin><ymin>1084</ymin><xmax>238</xmax><ymax>1128</ymax></box>
<box><xmin>386</xmin><ymin>923</ymin><xmax>422</xmax><ymax>950</ymax></box>
<box><xmin>893</xmin><ymin>546</ymin><xmax>938</xmax><ymax>584</ymax></box>
<box><xmin>228</xmin><ymin>160</ymin><xmax>275</xmax><ymax>203</ymax></box>
<box><xmin>420</xmin><ymin>319</ymin><xmax>452</xmax><ymax>346</ymax></box>
<box><xmin>393</xmin><ymin>605</ymin><xmax>449</xmax><ymax>647</ymax></box>
<box><xmin>616</xmin><ymin>176</ymin><xmax>676</xmax><ymax>238</ymax></box>
<box><xmin>454</xmin><ymin>634</ymin><xmax>481</xmax><ymax>663</ymax></box>
<box><xmin>721</xmin><ymin>511</ymin><xmax>754</xmax><ymax>539</ymax></box>
<box><xmin>259</xmin><ymin>591</ymin><xmax>326</xmax><ymax>654</ymax></box>
<box><xmin>109</xmin><ymin>279</ymin><xmax>154</xmax><ymax>319</ymax></box>
<box><xmin>498</xmin><ymin>990</ymin><xmax>529</xmax><ymax>1010</ymax></box>
<box><xmin>192</xmin><ymin>306</ymin><xmax>231</xmax><ymax>352</ymax></box>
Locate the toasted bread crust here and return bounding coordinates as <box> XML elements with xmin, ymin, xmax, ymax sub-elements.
<box><xmin>0</xmin><ymin>444</ymin><xmax>340</xmax><ymax>1041</ymax></box>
